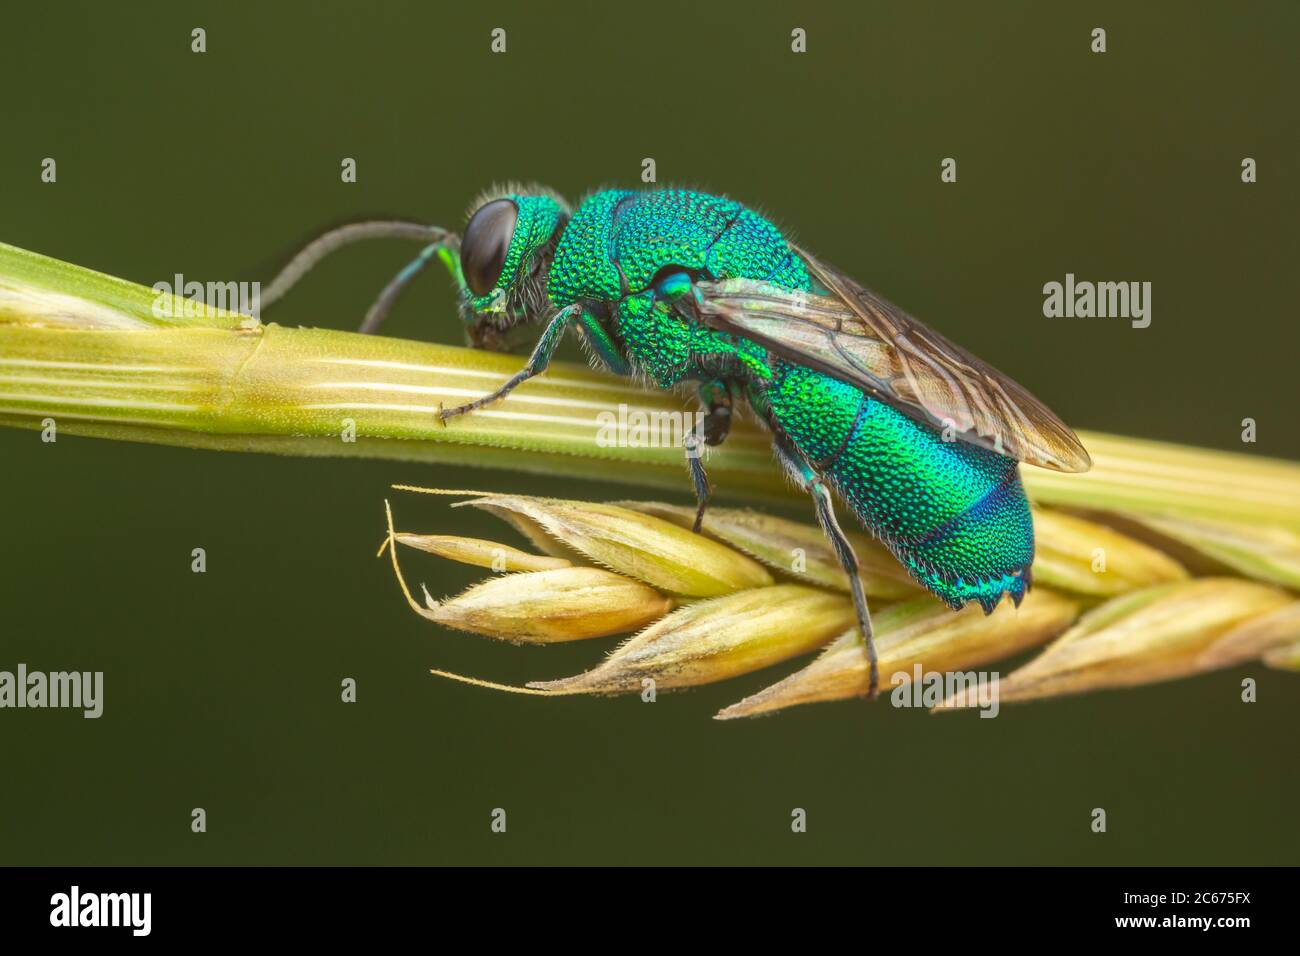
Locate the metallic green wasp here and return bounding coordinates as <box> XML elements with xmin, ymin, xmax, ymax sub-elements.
<box><xmin>263</xmin><ymin>185</ymin><xmax>1091</xmax><ymax>696</ymax></box>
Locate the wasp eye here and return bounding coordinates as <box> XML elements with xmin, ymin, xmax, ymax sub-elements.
<box><xmin>461</xmin><ymin>199</ymin><xmax>518</xmax><ymax>297</ymax></box>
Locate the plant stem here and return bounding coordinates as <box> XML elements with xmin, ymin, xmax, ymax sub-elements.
<box><xmin>2</xmin><ymin>241</ymin><xmax>1297</xmax><ymax>527</ymax></box>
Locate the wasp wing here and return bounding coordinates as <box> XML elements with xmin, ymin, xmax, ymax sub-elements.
<box><xmin>692</xmin><ymin>250</ymin><xmax>1091</xmax><ymax>473</ymax></box>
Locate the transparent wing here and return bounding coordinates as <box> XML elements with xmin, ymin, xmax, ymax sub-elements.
<box><xmin>692</xmin><ymin>250</ymin><xmax>1091</xmax><ymax>473</ymax></box>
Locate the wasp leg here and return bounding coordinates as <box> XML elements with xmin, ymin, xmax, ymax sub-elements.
<box><xmin>773</xmin><ymin>438</ymin><xmax>879</xmax><ymax>698</ymax></box>
<box><xmin>260</xmin><ymin>221</ymin><xmax>454</xmax><ymax>313</ymax></box>
<box><xmin>575</xmin><ymin>311</ymin><xmax>631</xmax><ymax>376</ymax></box>
<box><xmin>685</xmin><ymin>381</ymin><xmax>733</xmax><ymax>533</ymax></box>
<box><xmin>438</xmin><ymin>305</ymin><xmax>579</xmax><ymax>422</ymax></box>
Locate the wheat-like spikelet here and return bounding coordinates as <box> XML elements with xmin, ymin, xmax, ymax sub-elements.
<box><xmin>381</xmin><ymin>483</ymin><xmax>1300</xmax><ymax>718</ymax></box>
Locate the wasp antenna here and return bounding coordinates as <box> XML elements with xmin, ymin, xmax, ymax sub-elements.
<box><xmin>359</xmin><ymin>240</ymin><xmax>456</xmax><ymax>334</ymax></box>
<box><xmin>261</xmin><ymin>220</ymin><xmax>455</xmax><ymax>311</ymax></box>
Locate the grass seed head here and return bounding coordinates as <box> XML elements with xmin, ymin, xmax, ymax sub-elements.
<box><xmin>715</xmin><ymin>588</ymin><xmax>1079</xmax><ymax>719</ymax></box>
<box><xmin>393</xmin><ymin>533</ymin><xmax>571</xmax><ymax>572</ymax></box>
<box><xmin>1029</xmin><ymin>508</ymin><xmax>1188</xmax><ymax>596</ymax></box>
<box><xmin>619</xmin><ymin>501</ymin><xmax>919</xmax><ymax>599</ymax></box>
<box><xmin>385</xmin><ymin>488</ymin><xmax>1299</xmax><ymax>714</ymax></box>
<box><xmin>423</xmin><ymin>566</ymin><xmax>672</xmax><ymax>643</ymax></box>
<box><xmin>1125</xmin><ymin>513</ymin><xmax>1300</xmax><ymax>591</ymax></box>
<box><xmin>530</xmin><ymin>584</ymin><xmax>857</xmax><ymax>694</ymax></box>
<box><xmin>1197</xmin><ymin>600</ymin><xmax>1300</xmax><ymax>669</ymax></box>
<box><xmin>1263</xmin><ymin>638</ymin><xmax>1300</xmax><ymax>670</ymax></box>
<box><xmin>462</xmin><ymin>494</ymin><xmax>773</xmax><ymax>596</ymax></box>
<box><xmin>960</xmin><ymin>578</ymin><xmax>1296</xmax><ymax>704</ymax></box>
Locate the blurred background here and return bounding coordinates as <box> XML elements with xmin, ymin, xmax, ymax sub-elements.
<box><xmin>1</xmin><ymin>0</ymin><xmax>1296</xmax><ymax>864</ymax></box>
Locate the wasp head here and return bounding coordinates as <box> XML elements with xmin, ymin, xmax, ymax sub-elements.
<box><xmin>445</xmin><ymin>185</ymin><xmax>569</xmax><ymax>351</ymax></box>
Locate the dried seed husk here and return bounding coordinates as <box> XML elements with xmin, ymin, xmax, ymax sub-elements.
<box><xmin>619</xmin><ymin>501</ymin><xmax>919</xmax><ymax>599</ymax></box>
<box><xmin>714</xmin><ymin>588</ymin><xmax>1079</xmax><ymax>719</ymax></box>
<box><xmin>1197</xmin><ymin>600</ymin><xmax>1300</xmax><ymax>669</ymax></box>
<box><xmin>530</xmin><ymin>584</ymin><xmax>856</xmax><ymax>694</ymax></box>
<box><xmin>394</xmin><ymin>533</ymin><xmax>572</xmax><ymax>572</ymax></box>
<box><xmin>964</xmin><ymin>578</ymin><xmax>1296</xmax><ymax>705</ymax></box>
<box><xmin>1263</xmin><ymin>639</ymin><xmax>1300</xmax><ymax>670</ymax></box>
<box><xmin>461</xmin><ymin>494</ymin><xmax>773</xmax><ymax>596</ymax></box>
<box><xmin>1123</xmin><ymin>513</ymin><xmax>1300</xmax><ymax>590</ymax></box>
<box><xmin>1030</xmin><ymin>508</ymin><xmax>1188</xmax><ymax>596</ymax></box>
<box><xmin>465</xmin><ymin>505</ymin><xmax>586</xmax><ymax>563</ymax></box>
<box><xmin>422</xmin><ymin>566</ymin><xmax>671</xmax><ymax>643</ymax></box>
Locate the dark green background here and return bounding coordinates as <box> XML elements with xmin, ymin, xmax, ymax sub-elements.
<box><xmin>2</xmin><ymin>1</ymin><xmax>1297</xmax><ymax>865</ymax></box>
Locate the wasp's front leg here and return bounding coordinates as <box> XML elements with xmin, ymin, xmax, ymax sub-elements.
<box><xmin>574</xmin><ymin>310</ymin><xmax>631</xmax><ymax>376</ymax></box>
<box><xmin>685</xmin><ymin>379</ymin><xmax>733</xmax><ymax>533</ymax></box>
<box><xmin>438</xmin><ymin>305</ymin><xmax>581</xmax><ymax>423</ymax></box>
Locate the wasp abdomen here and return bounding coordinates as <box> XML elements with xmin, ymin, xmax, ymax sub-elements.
<box><xmin>766</xmin><ymin>362</ymin><xmax>1035</xmax><ymax>612</ymax></box>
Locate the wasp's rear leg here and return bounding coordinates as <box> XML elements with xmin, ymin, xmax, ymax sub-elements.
<box><xmin>685</xmin><ymin>380</ymin><xmax>733</xmax><ymax>533</ymax></box>
<box><xmin>651</xmin><ymin>273</ymin><xmax>734</xmax><ymax>532</ymax></box>
<box><xmin>773</xmin><ymin>437</ymin><xmax>879</xmax><ymax>698</ymax></box>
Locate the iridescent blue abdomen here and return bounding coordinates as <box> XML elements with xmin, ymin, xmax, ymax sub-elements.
<box><xmin>764</xmin><ymin>364</ymin><xmax>1034</xmax><ymax>610</ymax></box>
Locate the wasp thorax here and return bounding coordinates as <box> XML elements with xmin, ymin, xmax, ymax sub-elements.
<box><xmin>461</xmin><ymin>198</ymin><xmax>518</xmax><ymax>297</ymax></box>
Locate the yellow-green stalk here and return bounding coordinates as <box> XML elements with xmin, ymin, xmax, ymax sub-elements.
<box><xmin>3</xmin><ymin>240</ymin><xmax>1298</xmax><ymax>531</ymax></box>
